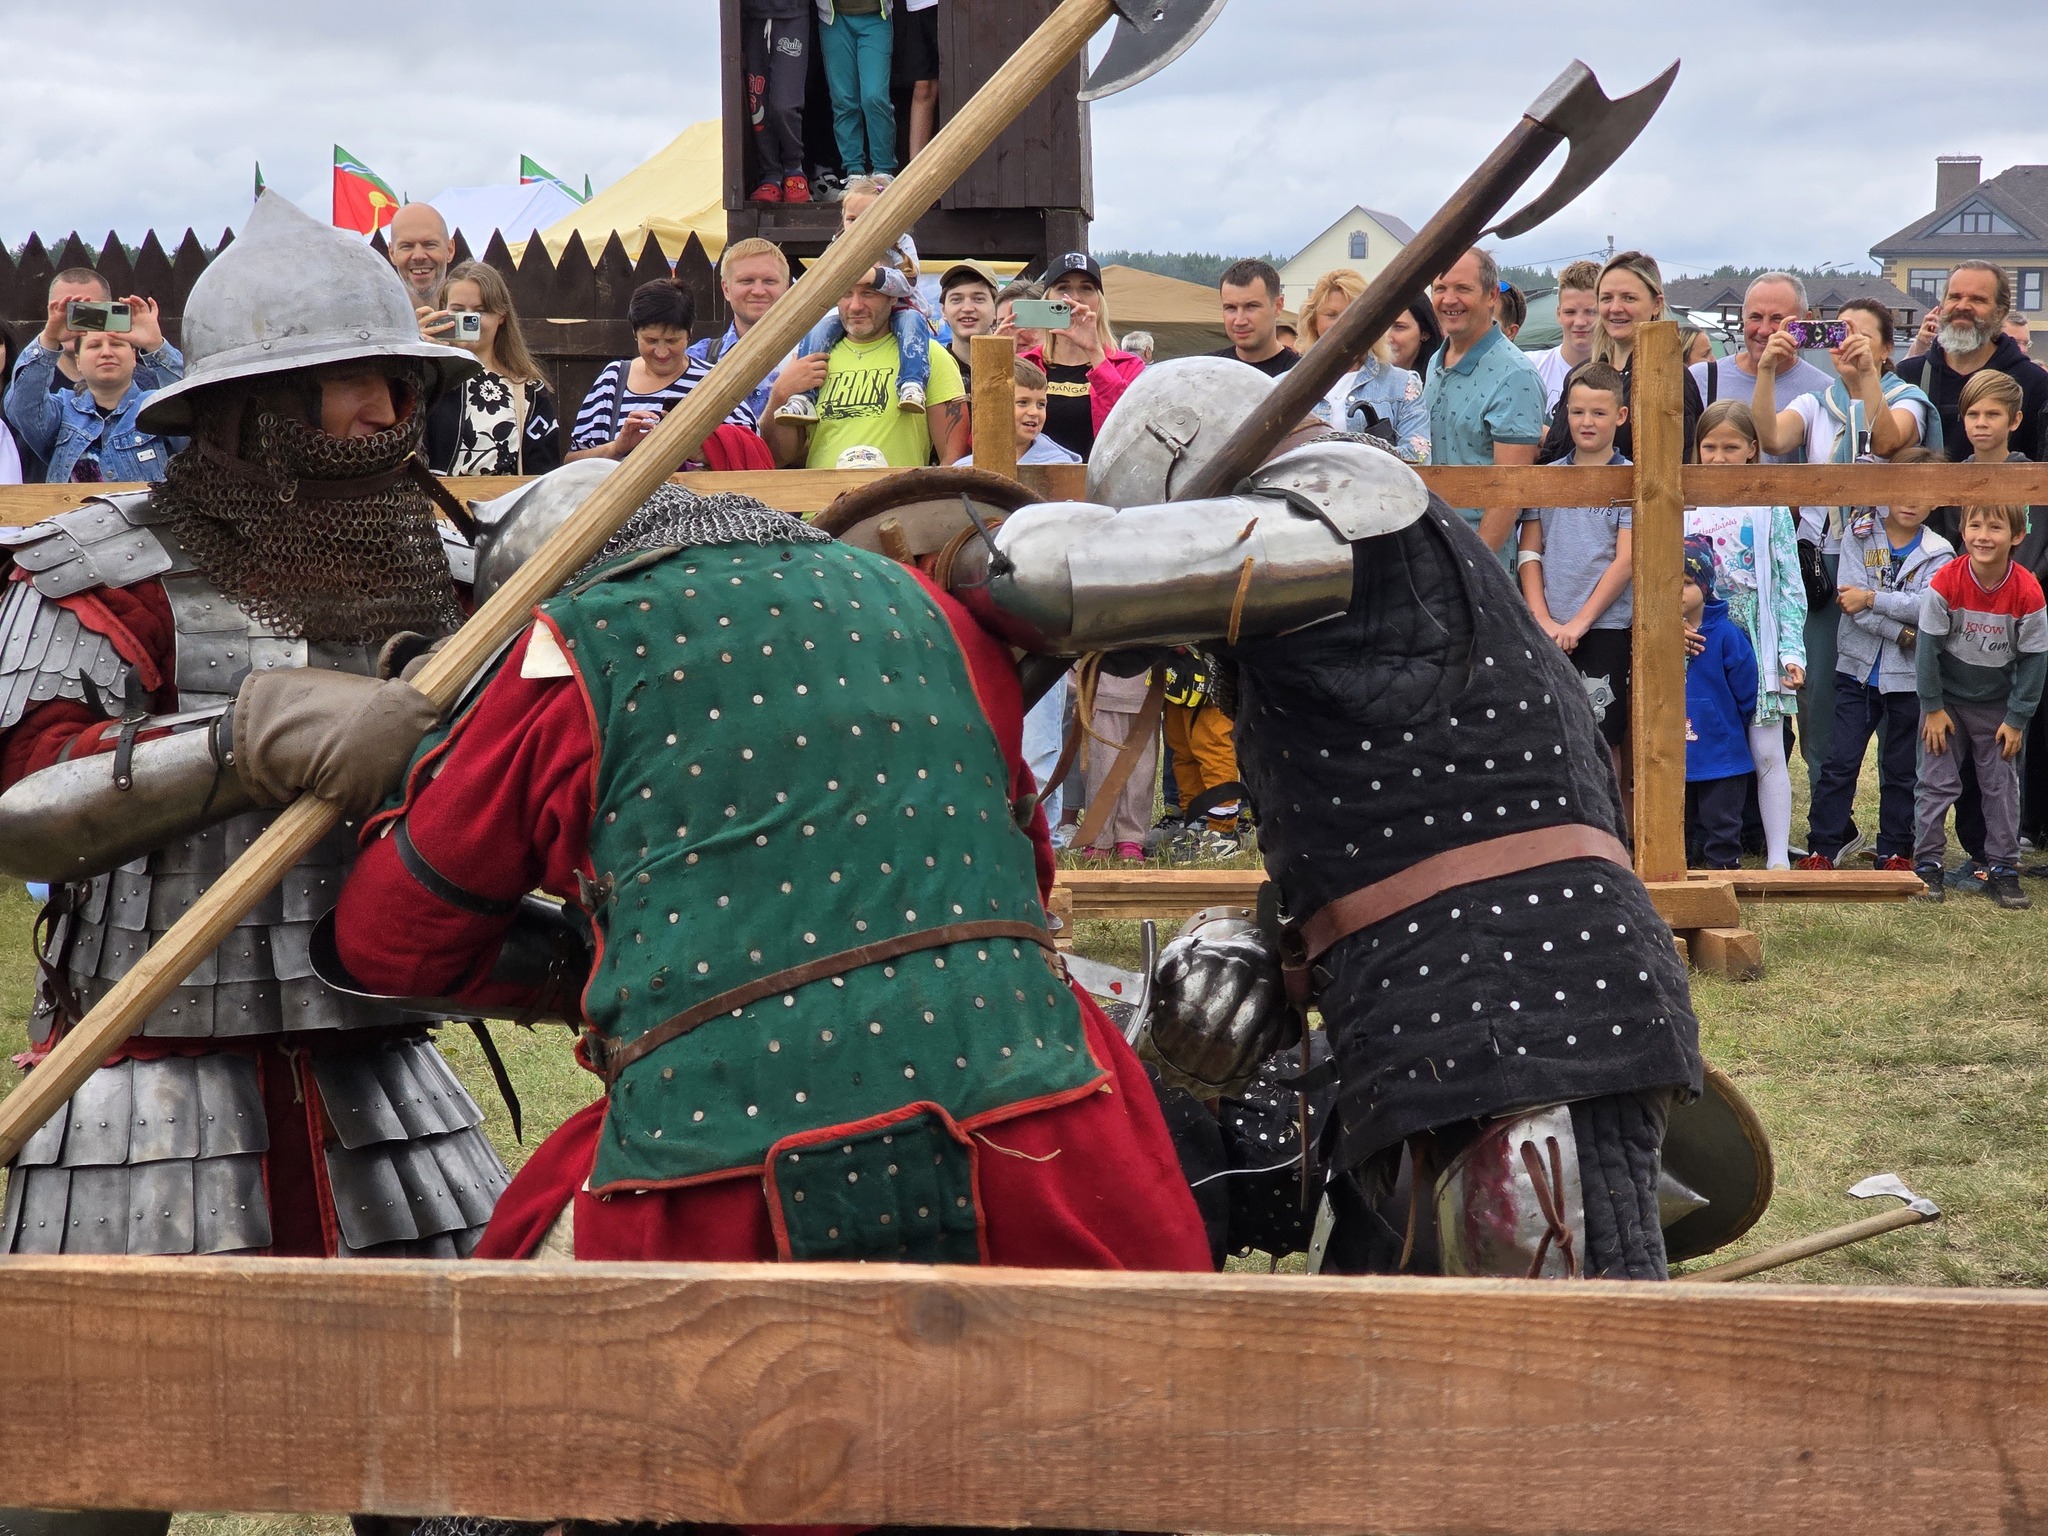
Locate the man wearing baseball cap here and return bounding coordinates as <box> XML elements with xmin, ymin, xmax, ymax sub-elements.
<box><xmin>939</xmin><ymin>259</ymin><xmax>1003</xmax><ymax>393</ymax></box>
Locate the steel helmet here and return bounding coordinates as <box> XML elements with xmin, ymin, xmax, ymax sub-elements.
<box><xmin>1086</xmin><ymin>355</ymin><xmax>1274</xmax><ymax>509</ymax></box>
<box><xmin>137</xmin><ymin>191</ymin><xmax>475</xmax><ymax>434</ymax></box>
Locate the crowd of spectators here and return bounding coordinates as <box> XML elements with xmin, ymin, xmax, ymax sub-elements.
<box><xmin>7</xmin><ymin>192</ymin><xmax>2048</xmax><ymax>899</ymax></box>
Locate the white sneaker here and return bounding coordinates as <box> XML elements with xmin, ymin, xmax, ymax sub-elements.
<box><xmin>775</xmin><ymin>394</ymin><xmax>819</xmax><ymax>423</ymax></box>
<box><xmin>896</xmin><ymin>381</ymin><xmax>926</xmax><ymax>415</ymax></box>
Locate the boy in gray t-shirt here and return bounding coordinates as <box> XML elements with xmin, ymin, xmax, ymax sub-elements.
<box><xmin>1518</xmin><ymin>363</ymin><xmax>1636</xmax><ymax>754</ymax></box>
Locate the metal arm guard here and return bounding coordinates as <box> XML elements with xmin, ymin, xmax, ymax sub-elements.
<box><xmin>0</xmin><ymin>708</ymin><xmax>257</xmax><ymax>883</ymax></box>
<box><xmin>947</xmin><ymin>439</ymin><xmax>1429</xmax><ymax>656</ymax></box>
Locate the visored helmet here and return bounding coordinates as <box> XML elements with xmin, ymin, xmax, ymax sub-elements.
<box><xmin>1086</xmin><ymin>355</ymin><xmax>1273</xmax><ymax>509</ymax></box>
<box><xmin>137</xmin><ymin>192</ymin><xmax>475</xmax><ymax>434</ymax></box>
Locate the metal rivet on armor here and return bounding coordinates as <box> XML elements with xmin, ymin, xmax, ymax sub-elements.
<box><xmin>696</xmin><ymin>961</ymin><xmax>710</xmax><ymax>973</ymax></box>
<box><xmin>693</xmin><ymin>1110</ymin><xmax>705</xmax><ymax>1122</ymax></box>
<box><xmin>747</xmin><ymin>1105</ymin><xmax>759</xmax><ymax>1117</ymax></box>
<box><xmin>821</xmin><ymin>1030</ymin><xmax>834</xmax><ymax>1042</ymax></box>
<box><xmin>904</xmin><ymin>1067</ymin><xmax>916</xmax><ymax>1079</ymax></box>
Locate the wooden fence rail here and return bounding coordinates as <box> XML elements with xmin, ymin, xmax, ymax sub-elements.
<box><xmin>4</xmin><ymin>1256</ymin><xmax>2047</xmax><ymax>1532</ymax></box>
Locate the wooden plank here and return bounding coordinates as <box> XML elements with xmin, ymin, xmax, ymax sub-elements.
<box><xmin>972</xmin><ymin>333</ymin><xmax>1019</xmax><ymax>478</ymax></box>
<box><xmin>1630</xmin><ymin>321</ymin><xmax>1688</xmax><ymax>883</ymax></box>
<box><xmin>0</xmin><ymin>463</ymin><xmax>1093</xmax><ymax>527</ymax></box>
<box><xmin>1055</xmin><ymin>867</ymin><xmax>1922</xmax><ymax>922</ymax></box>
<box><xmin>1412</xmin><ymin>461</ymin><xmax>2048</xmax><ymax>509</ymax></box>
<box><xmin>1729</xmin><ymin>868</ymin><xmax>1924</xmax><ymax>902</ymax></box>
<box><xmin>4</xmin><ymin>1258</ymin><xmax>2047</xmax><ymax>1531</ymax></box>
<box><xmin>1642</xmin><ymin>877</ymin><xmax>1741</xmax><ymax>930</ymax></box>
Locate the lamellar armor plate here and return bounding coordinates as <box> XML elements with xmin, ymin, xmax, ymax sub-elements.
<box><xmin>0</xmin><ymin>492</ymin><xmax>507</xmax><ymax>1257</ymax></box>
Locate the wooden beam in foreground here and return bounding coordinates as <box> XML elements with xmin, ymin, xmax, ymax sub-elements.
<box><xmin>1054</xmin><ymin>866</ymin><xmax>1921</xmax><ymax>922</ymax></box>
<box><xmin>0</xmin><ymin>462</ymin><xmax>1091</xmax><ymax>526</ymax></box>
<box><xmin>3</xmin><ymin>1258</ymin><xmax>2046</xmax><ymax>1532</ymax></box>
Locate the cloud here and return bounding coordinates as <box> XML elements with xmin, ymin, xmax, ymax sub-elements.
<box><xmin>5</xmin><ymin>0</ymin><xmax>2045</xmax><ymax>277</ymax></box>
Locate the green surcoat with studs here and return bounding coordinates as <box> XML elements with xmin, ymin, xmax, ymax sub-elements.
<box><xmin>541</xmin><ymin>540</ymin><xmax>1102</xmax><ymax>1206</ymax></box>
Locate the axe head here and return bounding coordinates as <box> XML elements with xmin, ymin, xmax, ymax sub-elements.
<box><xmin>1486</xmin><ymin>58</ymin><xmax>1681</xmax><ymax>240</ymax></box>
<box><xmin>1079</xmin><ymin>0</ymin><xmax>1232</xmax><ymax>100</ymax></box>
<box><xmin>1850</xmin><ymin>1172</ymin><xmax>1941</xmax><ymax>1219</ymax></box>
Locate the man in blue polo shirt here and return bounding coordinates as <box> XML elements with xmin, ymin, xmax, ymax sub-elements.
<box><xmin>1423</xmin><ymin>247</ymin><xmax>1548</xmax><ymax>564</ymax></box>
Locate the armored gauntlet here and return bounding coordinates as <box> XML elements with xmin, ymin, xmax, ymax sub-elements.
<box><xmin>1144</xmin><ymin>906</ymin><xmax>1299</xmax><ymax>1100</ymax></box>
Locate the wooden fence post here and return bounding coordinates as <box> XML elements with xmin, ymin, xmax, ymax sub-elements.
<box><xmin>1630</xmin><ymin>320</ymin><xmax>1687</xmax><ymax>884</ymax></box>
<box><xmin>971</xmin><ymin>333</ymin><xmax>1017</xmax><ymax>478</ymax></box>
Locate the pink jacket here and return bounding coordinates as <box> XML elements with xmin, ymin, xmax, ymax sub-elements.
<box><xmin>1020</xmin><ymin>346</ymin><xmax>1147</xmax><ymax>436</ymax></box>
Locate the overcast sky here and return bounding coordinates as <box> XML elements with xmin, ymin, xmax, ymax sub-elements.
<box><xmin>5</xmin><ymin>0</ymin><xmax>2045</xmax><ymax>275</ymax></box>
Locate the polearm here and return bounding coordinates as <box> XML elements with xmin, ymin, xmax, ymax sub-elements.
<box><xmin>0</xmin><ymin>0</ymin><xmax>1230</xmax><ymax>1165</ymax></box>
<box><xmin>1173</xmin><ymin>58</ymin><xmax>1680</xmax><ymax>504</ymax></box>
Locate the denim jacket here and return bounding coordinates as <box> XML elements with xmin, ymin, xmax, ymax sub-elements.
<box><xmin>5</xmin><ymin>339</ymin><xmax>186</xmax><ymax>483</ymax></box>
<box><xmin>1833</xmin><ymin>513</ymin><xmax>1953</xmax><ymax>694</ymax></box>
<box><xmin>1313</xmin><ymin>355</ymin><xmax>1432</xmax><ymax>463</ymax></box>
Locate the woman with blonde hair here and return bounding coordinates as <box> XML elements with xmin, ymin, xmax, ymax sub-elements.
<box><xmin>1300</xmin><ymin>267</ymin><xmax>1430</xmax><ymax>462</ymax></box>
<box><xmin>1536</xmin><ymin>249</ymin><xmax>1703</xmax><ymax>464</ymax></box>
<box><xmin>425</xmin><ymin>260</ymin><xmax>564</xmax><ymax>475</ymax></box>
<box><xmin>1016</xmin><ymin>252</ymin><xmax>1144</xmax><ymax>460</ymax></box>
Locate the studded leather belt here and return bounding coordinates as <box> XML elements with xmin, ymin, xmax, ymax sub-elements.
<box><xmin>585</xmin><ymin>918</ymin><xmax>1057</xmax><ymax>1085</ymax></box>
<box><xmin>1285</xmin><ymin>825</ymin><xmax>1633</xmax><ymax>1001</ymax></box>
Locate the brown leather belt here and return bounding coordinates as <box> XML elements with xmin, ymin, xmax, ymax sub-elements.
<box><xmin>585</xmin><ymin>918</ymin><xmax>1056</xmax><ymax>1085</ymax></box>
<box><xmin>1296</xmin><ymin>824</ymin><xmax>1633</xmax><ymax>967</ymax></box>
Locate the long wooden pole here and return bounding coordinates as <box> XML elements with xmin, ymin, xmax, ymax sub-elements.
<box><xmin>1629</xmin><ymin>320</ymin><xmax>1686</xmax><ymax>883</ymax></box>
<box><xmin>1688</xmin><ymin>1204</ymin><xmax>1934</xmax><ymax>1283</ymax></box>
<box><xmin>0</xmin><ymin>0</ymin><xmax>1122</xmax><ymax>1167</ymax></box>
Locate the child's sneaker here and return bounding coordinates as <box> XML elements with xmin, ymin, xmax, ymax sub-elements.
<box><xmin>1794</xmin><ymin>852</ymin><xmax>1834</xmax><ymax>871</ymax></box>
<box><xmin>1914</xmin><ymin>863</ymin><xmax>1946</xmax><ymax>901</ymax></box>
<box><xmin>782</xmin><ymin>174</ymin><xmax>812</xmax><ymax>204</ymax></box>
<box><xmin>1988</xmin><ymin>867</ymin><xmax>2032</xmax><ymax>910</ymax></box>
<box><xmin>812</xmin><ymin>170</ymin><xmax>847</xmax><ymax>202</ymax></box>
<box><xmin>1114</xmin><ymin>840</ymin><xmax>1145</xmax><ymax>862</ymax></box>
<box><xmin>775</xmin><ymin>394</ymin><xmax>819</xmax><ymax>423</ymax></box>
<box><xmin>1876</xmin><ymin>855</ymin><xmax>1917</xmax><ymax>872</ymax></box>
<box><xmin>896</xmin><ymin>381</ymin><xmax>926</xmax><ymax>414</ymax></box>
<box><xmin>1946</xmin><ymin>858</ymin><xmax>1990</xmax><ymax>894</ymax></box>
<box><xmin>748</xmin><ymin>180</ymin><xmax>783</xmax><ymax>204</ymax></box>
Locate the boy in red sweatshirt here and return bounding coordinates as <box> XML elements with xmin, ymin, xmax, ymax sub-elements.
<box><xmin>1915</xmin><ymin>501</ymin><xmax>2048</xmax><ymax>908</ymax></box>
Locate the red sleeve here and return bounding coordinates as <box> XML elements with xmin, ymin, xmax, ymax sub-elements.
<box><xmin>910</xmin><ymin>569</ymin><xmax>1059</xmax><ymax>903</ymax></box>
<box><xmin>0</xmin><ymin>577</ymin><xmax>177</xmax><ymax>788</ymax></box>
<box><xmin>335</xmin><ymin>621</ymin><xmax>599</xmax><ymax>1004</ymax></box>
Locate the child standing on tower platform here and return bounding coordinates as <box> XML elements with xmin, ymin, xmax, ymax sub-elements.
<box><xmin>1682</xmin><ymin>539</ymin><xmax>1759</xmax><ymax>870</ymax></box>
<box><xmin>1914</xmin><ymin>502</ymin><xmax>2048</xmax><ymax>909</ymax></box>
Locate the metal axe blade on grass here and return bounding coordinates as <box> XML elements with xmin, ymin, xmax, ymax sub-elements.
<box><xmin>1174</xmin><ymin>57</ymin><xmax>1680</xmax><ymax>504</ymax></box>
<box><xmin>1688</xmin><ymin>1173</ymin><xmax>1942</xmax><ymax>1283</ymax></box>
<box><xmin>0</xmin><ymin>0</ymin><xmax>1229</xmax><ymax>1168</ymax></box>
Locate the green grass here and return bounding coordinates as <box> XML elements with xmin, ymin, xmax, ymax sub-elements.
<box><xmin>1</xmin><ymin>761</ymin><xmax>2043</xmax><ymax>1527</ymax></box>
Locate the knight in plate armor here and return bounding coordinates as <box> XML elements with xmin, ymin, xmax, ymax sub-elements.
<box><xmin>0</xmin><ymin>192</ymin><xmax>509</xmax><ymax>1276</ymax></box>
<box><xmin>319</xmin><ymin>468</ymin><xmax>1212</xmax><ymax>1271</ymax></box>
<box><xmin>949</xmin><ymin>357</ymin><xmax>1705</xmax><ymax>1280</ymax></box>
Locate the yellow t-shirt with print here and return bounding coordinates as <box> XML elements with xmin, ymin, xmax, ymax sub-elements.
<box><xmin>805</xmin><ymin>333</ymin><xmax>965</xmax><ymax>470</ymax></box>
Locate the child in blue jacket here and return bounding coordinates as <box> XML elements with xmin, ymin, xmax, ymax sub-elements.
<box><xmin>1684</xmin><ymin>537</ymin><xmax>1760</xmax><ymax>869</ymax></box>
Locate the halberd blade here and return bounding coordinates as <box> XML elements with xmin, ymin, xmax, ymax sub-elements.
<box><xmin>1079</xmin><ymin>0</ymin><xmax>1231</xmax><ymax>101</ymax></box>
<box><xmin>1487</xmin><ymin>59</ymin><xmax>1680</xmax><ymax>240</ymax></box>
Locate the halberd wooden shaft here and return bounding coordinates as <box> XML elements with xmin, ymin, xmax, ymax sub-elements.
<box><xmin>1687</xmin><ymin>1204</ymin><xmax>1932</xmax><ymax>1283</ymax></box>
<box><xmin>0</xmin><ymin>0</ymin><xmax>1121</xmax><ymax>1166</ymax></box>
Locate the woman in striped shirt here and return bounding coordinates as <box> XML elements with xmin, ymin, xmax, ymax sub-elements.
<box><xmin>568</xmin><ymin>278</ymin><xmax>764</xmax><ymax>463</ymax></box>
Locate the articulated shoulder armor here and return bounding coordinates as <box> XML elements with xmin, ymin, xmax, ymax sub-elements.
<box><xmin>0</xmin><ymin>492</ymin><xmax>467</xmax><ymax>1045</ymax></box>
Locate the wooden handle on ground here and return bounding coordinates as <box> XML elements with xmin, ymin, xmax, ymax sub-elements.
<box><xmin>1687</xmin><ymin>1205</ymin><xmax>1931</xmax><ymax>1283</ymax></box>
<box><xmin>0</xmin><ymin>0</ymin><xmax>1121</xmax><ymax>1167</ymax></box>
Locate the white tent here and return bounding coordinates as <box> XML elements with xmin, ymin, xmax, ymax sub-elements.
<box><xmin>424</xmin><ymin>182</ymin><xmax>584</xmax><ymax>255</ymax></box>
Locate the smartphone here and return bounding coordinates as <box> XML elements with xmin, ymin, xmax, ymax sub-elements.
<box><xmin>66</xmin><ymin>300</ymin><xmax>132</xmax><ymax>334</ymax></box>
<box><xmin>1009</xmin><ymin>298</ymin><xmax>1074</xmax><ymax>330</ymax></box>
<box><xmin>446</xmin><ymin>312</ymin><xmax>484</xmax><ymax>342</ymax></box>
<box><xmin>1783</xmin><ymin>320</ymin><xmax>1848</xmax><ymax>350</ymax></box>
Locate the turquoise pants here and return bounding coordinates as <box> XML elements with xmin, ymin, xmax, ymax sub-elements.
<box><xmin>820</xmin><ymin>11</ymin><xmax>897</xmax><ymax>177</ymax></box>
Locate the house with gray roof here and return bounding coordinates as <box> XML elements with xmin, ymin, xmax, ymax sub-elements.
<box><xmin>1871</xmin><ymin>155</ymin><xmax>2048</xmax><ymax>356</ymax></box>
<box><xmin>1665</xmin><ymin>276</ymin><xmax>1932</xmax><ymax>340</ymax></box>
